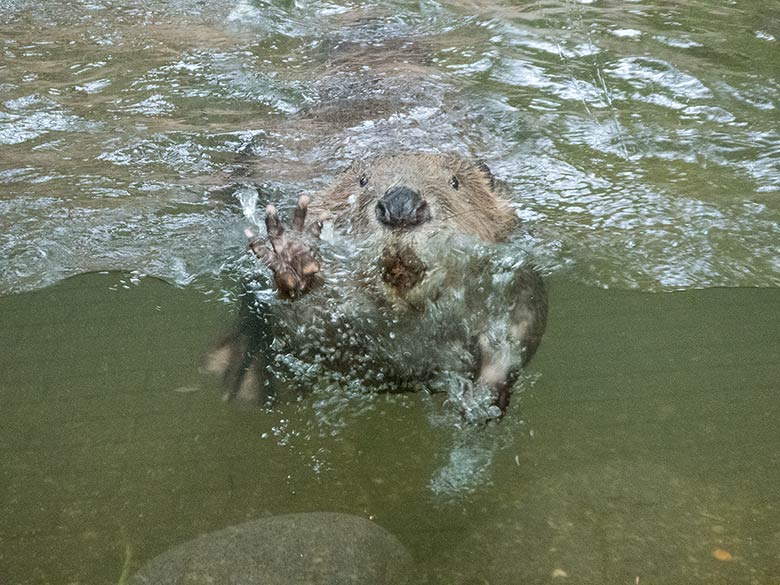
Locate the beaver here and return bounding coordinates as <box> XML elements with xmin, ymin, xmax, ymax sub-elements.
<box><xmin>210</xmin><ymin>153</ymin><xmax>547</xmax><ymax>419</ymax></box>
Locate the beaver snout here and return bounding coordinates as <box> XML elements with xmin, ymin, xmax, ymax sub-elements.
<box><xmin>375</xmin><ymin>186</ymin><xmax>432</xmax><ymax>229</ymax></box>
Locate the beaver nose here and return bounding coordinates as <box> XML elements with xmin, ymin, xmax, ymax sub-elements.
<box><xmin>375</xmin><ymin>187</ymin><xmax>431</xmax><ymax>228</ymax></box>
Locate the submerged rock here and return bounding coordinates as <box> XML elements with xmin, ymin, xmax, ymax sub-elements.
<box><xmin>129</xmin><ymin>512</ymin><xmax>414</xmax><ymax>585</ymax></box>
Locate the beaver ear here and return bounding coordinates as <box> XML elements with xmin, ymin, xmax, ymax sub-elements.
<box><xmin>476</xmin><ymin>160</ymin><xmax>496</xmax><ymax>190</ymax></box>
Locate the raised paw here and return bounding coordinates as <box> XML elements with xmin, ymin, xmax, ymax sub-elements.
<box><xmin>246</xmin><ymin>195</ymin><xmax>322</xmax><ymax>299</ymax></box>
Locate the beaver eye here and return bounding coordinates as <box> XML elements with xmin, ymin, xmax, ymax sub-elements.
<box><xmin>449</xmin><ymin>175</ymin><xmax>460</xmax><ymax>190</ymax></box>
<box><xmin>359</xmin><ymin>174</ymin><xmax>369</xmax><ymax>187</ymax></box>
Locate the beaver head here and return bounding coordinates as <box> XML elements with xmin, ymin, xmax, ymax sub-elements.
<box><xmin>312</xmin><ymin>153</ymin><xmax>519</xmax><ymax>297</ymax></box>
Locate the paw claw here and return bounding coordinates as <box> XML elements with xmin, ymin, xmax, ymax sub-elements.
<box><xmin>279</xmin><ymin>272</ymin><xmax>297</xmax><ymax>291</ymax></box>
<box><xmin>301</xmin><ymin>261</ymin><xmax>320</xmax><ymax>276</ymax></box>
<box><xmin>292</xmin><ymin>195</ymin><xmax>311</xmax><ymax>232</ymax></box>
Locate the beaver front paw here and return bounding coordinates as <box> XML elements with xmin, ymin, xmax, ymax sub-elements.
<box><xmin>247</xmin><ymin>195</ymin><xmax>323</xmax><ymax>299</ymax></box>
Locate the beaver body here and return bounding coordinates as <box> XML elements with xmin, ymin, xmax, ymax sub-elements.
<box><xmin>211</xmin><ymin>153</ymin><xmax>547</xmax><ymax>419</ymax></box>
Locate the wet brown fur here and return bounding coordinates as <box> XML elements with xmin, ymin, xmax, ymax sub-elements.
<box><xmin>310</xmin><ymin>153</ymin><xmax>517</xmax><ymax>243</ymax></box>
<box><xmin>213</xmin><ymin>152</ymin><xmax>547</xmax><ymax>416</ymax></box>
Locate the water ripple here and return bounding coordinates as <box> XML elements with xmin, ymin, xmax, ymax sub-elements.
<box><xmin>0</xmin><ymin>0</ymin><xmax>779</xmax><ymax>294</ymax></box>
<box><xmin>1</xmin><ymin>94</ymin><xmax>101</xmax><ymax>144</ymax></box>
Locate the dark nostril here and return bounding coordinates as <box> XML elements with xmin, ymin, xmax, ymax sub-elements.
<box><xmin>375</xmin><ymin>200</ymin><xmax>389</xmax><ymax>224</ymax></box>
<box><xmin>375</xmin><ymin>187</ymin><xmax>431</xmax><ymax>228</ymax></box>
<box><xmin>375</xmin><ymin>199</ymin><xmax>392</xmax><ymax>226</ymax></box>
<box><xmin>414</xmin><ymin>200</ymin><xmax>431</xmax><ymax>224</ymax></box>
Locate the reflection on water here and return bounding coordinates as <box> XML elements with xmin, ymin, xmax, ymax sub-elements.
<box><xmin>1</xmin><ymin>0</ymin><xmax>779</xmax><ymax>294</ymax></box>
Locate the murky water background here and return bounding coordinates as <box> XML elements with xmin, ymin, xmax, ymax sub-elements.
<box><xmin>1</xmin><ymin>0</ymin><xmax>779</xmax><ymax>583</ymax></box>
<box><xmin>3</xmin><ymin>275</ymin><xmax>779</xmax><ymax>584</ymax></box>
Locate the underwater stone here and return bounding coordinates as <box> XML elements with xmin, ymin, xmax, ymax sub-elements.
<box><xmin>128</xmin><ymin>512</ymin><xmax>414</xmax><ymax>585</ymax></box>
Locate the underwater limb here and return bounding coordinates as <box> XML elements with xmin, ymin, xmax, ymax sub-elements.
<box><xmin>205</xmin><ymin>286</ymin><xmax>276</xmax><ymax>405</ymax></box>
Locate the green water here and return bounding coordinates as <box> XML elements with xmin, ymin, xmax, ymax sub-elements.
<box><xmin>1</xmin><ymin>273</ymin><xmax>779</xmax><ymax>583</ymax></box>
<box><xmin>2</xmin><ymin>0</ymin><xmax>780</xmax><ymax>583</ymax></box>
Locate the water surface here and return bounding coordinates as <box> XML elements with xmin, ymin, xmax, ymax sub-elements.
<box><xmin>1</xmin><ymin>0</ymin><xmax>779</xmax><ymax>294</ymax></box>
<box><xmin>1</xmin><ymin>0</ymin><xmax>779</xmax><ymax>583</ymax></box>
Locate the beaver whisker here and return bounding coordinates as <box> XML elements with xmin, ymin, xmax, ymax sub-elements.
<box><xmin>438</xmin><ymin>209</ymin><xmax>477</xmax><ymax>223</ymax></box>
